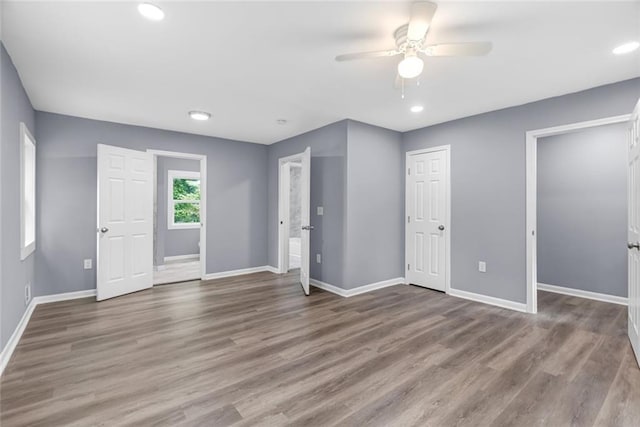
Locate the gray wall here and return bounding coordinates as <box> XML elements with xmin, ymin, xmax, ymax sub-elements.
<box><xmin>155</xmin><ymin>157</ymin><xmax>201</xmax><ymax>266</ymax></box>
<box><xmin>345</xmin><ymin>120</ymin><xmax>404</xmax><ymax>289</ymax></box>
<box><xmin>1</xmin><ymin>43</ymin><xmax>36</xmax><ymax>350</ymax></box>
<box><xmin>537</xmin><ymin>122</ymin><xmax>628</xmax><ymax>297</ymax></box>
<box><xmin>289</xmin><ymin>163</ymin><xmax>301</xmax><ymax>238</ymax></box>
<box><xmin>34</xmin><ymin>112</ymin><xmax>268</xmax><ymax>297</ymax></box>
<box><xmin>403</xmin><ymin>78</ymin><xmax>640</xmax><ymax>303</ymax></box>
<box><xmin>267</xmin><ymin>121</ymin><xmax>348</xmax><ymax>287</ymax></box>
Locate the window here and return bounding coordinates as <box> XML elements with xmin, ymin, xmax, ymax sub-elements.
<box><xmin>168</xmin><ymin>170</ymin><xmax>201</xmax><ymax>229</ymax></box>
<box><xmin>20</xmin><ymin>123</ymin><xmax>36</xmax><ymax>260</ymax></box>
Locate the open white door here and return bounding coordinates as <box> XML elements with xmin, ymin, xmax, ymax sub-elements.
<box><xmin>300</xmin><ymin>147</ymin><xmax>311</xmax><ymax>295</ymax></box>
<box><xmin>97</xmin><ymin>144</ymin><xmax>153</xmax><ymax>301</ymax></box>
<box><xmin>628</xmin><ymin>100</ymin><xmax>640</xmax><ymax>367</ymax></box>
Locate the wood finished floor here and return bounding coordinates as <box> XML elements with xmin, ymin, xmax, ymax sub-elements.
<box><xmin>1</xmin><ymin>271</ymin><xmax>639</xmax><ymax>426</ymax></box>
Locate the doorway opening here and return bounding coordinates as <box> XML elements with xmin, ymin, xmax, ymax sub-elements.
<box><xmin>148</xmin><ymin>150</ymin><xmax>207</xmax><ymax>285</ymax></box>
<box><xmin>278</xmin><ymin>148</ymin><xmax>312</xmax><ymax>295</ymax></box>
<box><xmin>525</xmin><ymin>115</ymin><xmax>630</xmax><ymax>313</ymax></box>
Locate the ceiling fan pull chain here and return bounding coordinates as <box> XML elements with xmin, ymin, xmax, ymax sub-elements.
<box><xmin>401</xmin><ymin>78</ymin><xmax>405</xmax><ymax>99</ymax></box>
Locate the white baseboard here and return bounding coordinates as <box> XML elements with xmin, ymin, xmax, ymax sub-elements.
<box><xmin>310</xmin><ymin>277</ymin><xmax>405</xmax><ymax>298</ymax></box>
<box><xmin>0</xmin><ymin>289</ymin><xmax>96</xmax><ymax>377</ymax></box>
<box><xmin>537</xmin><ymin>283</ymin><xmax>627</xmax><ymax>306</ymax></box>
<box><xmin>310</xmin><ymin>279</ymin><xmax>350</xmax><ymax>297</ymax></box>
<box><xmin>164</xmin><ymin>254</ymin><xmax>200</xmax><ymax>262</ymax></box>
<box><xmin>448</xmin><ymin>288</ymin><xmax>528</xmax><ymax>313</ymax></box>
<box><xmin>203</xmin><ymin>265</ymin><xmax>277</xmax><ymax>280</ymax></box>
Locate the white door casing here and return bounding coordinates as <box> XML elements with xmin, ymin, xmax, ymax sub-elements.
<box><xmin>97</xmin><ymin>144</ymin><xmax>153</xmax><ymax>301</ymax></box>
<box><xmin>406</xmin><ymin>146</ymin><xmax>450</xmax><ymax>292</ymax></box>
<box><xmin>628</xmin><ymin>99</ymin><xmax>640</xmax><ymax>368</ymax></box>
<box><xmin>300</xmin><ymin>147</ymin><xmax>311</xmax><ymax>295</ymax></box>
<box><xmin>277</xmin><ymin>148</ymin><xmax>311</xmax><ymax>295</ymax></box>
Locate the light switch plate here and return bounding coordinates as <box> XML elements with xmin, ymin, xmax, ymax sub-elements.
<box><xmin>84</xmin><ymin>259</ymin><xmax>93</xmax><ymax>270</ymax></box>
<box><xmin>478</xmin><ymin>261</ymin><xmax>487</xmax><ymax>273</ymax></box>
<box><xmin>317</xmin><ymin>207</ymin><xmax>324</xmax><ymax>216</ymax></box>
<box><xmin>316</xmin><ymin>253</ymin><xmax>322</xmax><ymax>263</ymax></box>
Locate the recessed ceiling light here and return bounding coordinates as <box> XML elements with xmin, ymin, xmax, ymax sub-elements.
<box><xmin>276</xmin><ymin>119</ymin><xmax>288</xmax><ymax>125</ymax></box>
<box><xmin>613</xmin><ymin>41</ymin><xmax>639</xmax><ymax>55</ymax></box>
<box><xmin>189</xmin><ymin>111</ymin><xmax>211</xmax><ymax>121</ymax></box>
<box><xmin>138</xmin><ymin>3</ymin><xmax>165</xmax><ymax>21</ymax></box>
<box><xmin>410</xmin><ymin>105</ymin><xmax>424</xmax><ymax>113</ymax></box>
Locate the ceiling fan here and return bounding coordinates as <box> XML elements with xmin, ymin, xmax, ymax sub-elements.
<box><xmin>335</xmin><ymin>1</ymin><xmax>492</xmax><ymax>82</ymax></box>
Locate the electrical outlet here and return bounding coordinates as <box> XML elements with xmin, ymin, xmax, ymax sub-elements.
<box><xmin>84</xmin><ymin>259</ymin><xmax>93</xmax><ymax>270</ymax></box>
<box><xmin>317</xmin><ymin>206</ymin><xmax>324</xmax><ymax>216</ymax></box>
<box><xmin>25</xmin><ymin>283</ymin><xmax>31</xmax><ymax>306</ymax></box>
<box><xmin>316</xmin><ymin>253</ymin><xmax>322</xmax><ymax>264</ymax></box>
<box><xmin>478</xmin><ymin>261</ymin><xmax>487</xmax><ymax>273</ymax></box>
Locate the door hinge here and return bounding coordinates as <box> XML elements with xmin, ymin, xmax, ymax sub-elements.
<box><xmin>407</xmin><ymin>216</ymin><xmax>410</xmax><ymax>223</ymax></box>
<box><xmin>407</xmin><ymin>263</ymin><xmax>410</xmax><ymax>271</ymax></box>
<box><xmin>407</xmin><ymin>168</ymin><xmax>411</xmax><ymax>175</ymax></box>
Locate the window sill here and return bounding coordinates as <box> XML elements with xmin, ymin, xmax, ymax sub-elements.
<box><xmin>168</xmin><ymin>223</ymin><xmax>201</xmax><ymax>230</ymax></box>
<box><xmin>20</xmin><ymin>242</ymin><xmax>35</xmax><ymax>261</ymax></box>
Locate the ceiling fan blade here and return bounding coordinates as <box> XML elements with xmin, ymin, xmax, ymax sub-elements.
<box><xmin>407</xmin><ymin>1</ymin><xmax>438</xmax><ymax>41</ymax></box>
<box><xmin>335</xmin><ymin>49</ymin><xmax>400</xmax><ymax>62</ymax></box>
<box><xmin>423</xmin><ymin>42</ymin><xmax>493</xmax><ymax>57</ymax></box>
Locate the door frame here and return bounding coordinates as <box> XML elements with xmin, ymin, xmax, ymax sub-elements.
<box><xmin>278</xmin><ymin>151</ymin><xmax>305</xmax><ymax>274</ymax></box>
<box><xmin>525</xmin><ymin>114</ymin><xmax>630</xmax><ymax>313</ymax></box>
<box><xmin>405</xmin><ymin>145</ymin><xmax>451</xmax><ymax>294</ymax></box>
<box><xmin>147</xmin><ymin>149</ymin><xmax>208</xmax><ymax>281</ymax></box>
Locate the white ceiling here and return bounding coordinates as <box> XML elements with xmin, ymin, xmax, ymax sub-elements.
<box><xmin>3</xmin><ymin>1</ymin><xmax>640</xmax><ymax>144</ymax></box>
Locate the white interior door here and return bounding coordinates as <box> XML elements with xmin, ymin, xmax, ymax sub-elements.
<box><xmin>628</xmin><ymin>100</ymin><xmax>640</xmax><ymax>367</ymax></box>
<box><xmin>406</xmin><ymin>148</ymin><xmax>449</xmax><ymax>292</ymax></box>
<box><xmin>97</xmin><ymin>144</ymin><xmax>153</xmax><ymax>301</ymax></box>
<box><xmin>300</xmin><ymin>147</ymin><xmax>311</xmax><ymax>295</ymax></box>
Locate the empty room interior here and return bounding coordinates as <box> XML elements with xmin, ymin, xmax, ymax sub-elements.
<box><xmin>1</xmin><ymin>1</ymin><xmax>640</xmax><ymax>425</ymax></box>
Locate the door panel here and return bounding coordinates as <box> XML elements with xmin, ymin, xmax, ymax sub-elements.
<box><xmin>300</xmin><ymin>147</ymin><xmax>311</xmax><ymax>295</ymax></box>
<box><xmin>97</xmin><ymin>144</ymin><xmax>153</xmax><ymax>301</ymax></box>
<box><xmin>406</xmin><ymin>149</ymin><xmax>449</xmax><ymax>291</ymax></box>
<box><xmin>629</xmin><ymin>100</ymin><xmax>640</xmax><ymax>368</ymax></box>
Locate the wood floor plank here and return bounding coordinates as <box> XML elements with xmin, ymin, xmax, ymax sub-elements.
<box><xmin>0</xmin><ymin>274</ymin><xmax>637</xmax><ymax>426</ymax></box>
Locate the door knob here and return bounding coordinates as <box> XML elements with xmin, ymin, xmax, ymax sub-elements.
<box><xmin>301</xmin><ymin>225</ymin><xmax>315</xmax><ymax>231</ymax></box>
<box><xmin>628</xmin><ymin>242</ymin><xmax>640</xmax><ymax>250</ymax></box>
<box><xmin>100</xmin><ymin>227</ymin><xmax>109</xmax><ymax>233</ymax></box>
<box><xmin>438</xmin><ymin>225</ymin><xmax>445</xmax><ymax>231</ymax></box>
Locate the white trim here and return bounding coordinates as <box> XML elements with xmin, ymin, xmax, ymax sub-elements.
<box><xmin>538</xmin><ymin>283</ymin><xmax>628</xmax><ymax>306</ymax></box>
<box><xmin>167</xmin><ymin>169</ymin><xmax>201</xmax><ymax>230</ymax></box>
<box><xmin>525</xmin><ymin>114</ymin><xmax>631</xmax><ymax>314</ymax></box>
<box><xmin>147</xmin><ymin>150</ymin><xmax>207</xmax><ymax>281</ymax></box>
<box><xmin>448</xmin><ymin>288</ymin><xmax>528</xmax><ymax>313</ymax></box>
<box><xmin>405</xmin><ymin>145</ymin><xmax>451</xmax><ymax>294</ymax></box>
<box><xmin>164</xmin><ymin>254</ymin><xmax>200</xmax><ymax>262</ymax></box>
<box><xmin>20</xmin><ymin>122</ymin><xmax>36</xmax><ymax>260</ymax></box>
<box><xmin>0</xmin><ymin>289</ymin><xmax>96</xmax><ymax>376</ymax></box>
<box><xmin>202</xmin><ymin>265</ymin><xmax>275</xmax><ymax>280</ymax></box>
<box><xmin>310</xmin><ymin>277</ymin><xmax>405</xmax><ymax>298</ymax></box>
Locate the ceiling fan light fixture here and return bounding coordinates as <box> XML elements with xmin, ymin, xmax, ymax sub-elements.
<box><xmin>189</xmin><ymin>111</ymin><xmax>211</xmax><ymax>121</ymax></box>
<box><xmin>397</xmin><ymin>54</ymin><xmax>424</xmax><ymax>79</ymax></box>
<box><xmin>410</xmin><ymin>105</ymin><xmax>424</xmax><ymax>113</ymax></box>
<box><xmin>613</xmin><ymin>41</ymin><xmax>639</xmax><ymax>55</ymax></box>
<box><xmin>138</xmin><ymin>3</ymin><xmax>165</xmax><ymax>21</ymax></box>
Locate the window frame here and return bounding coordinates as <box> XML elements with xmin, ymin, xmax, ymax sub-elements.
<box><xmin>20</xmin><ymin>123</ymin><xmax>36</xmax><ymax>260</ymax></box>
<box><xmin>167</xmin><ymin>169</ymin><xmax>201</xmax><ymax>230</ymax></box>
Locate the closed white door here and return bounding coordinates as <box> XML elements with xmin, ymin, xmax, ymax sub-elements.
<box><xmin>628</xmin><ymin>100</ymin><xmax>640</xmax><ymax>367</ymax></box>
<box><xmin>300</xmin><ymin>147</ymin><xmax>311</xmax><ymax>295</ymax></box>
<box><xmin>406</xmin><ymin>148</ymin><xmax>449</xmax><ymax>292</ymax></box>
<box><xmin>97</xmin><ymin>144</ymin><xmax>153</xmax><ymax>301</ymax></box>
